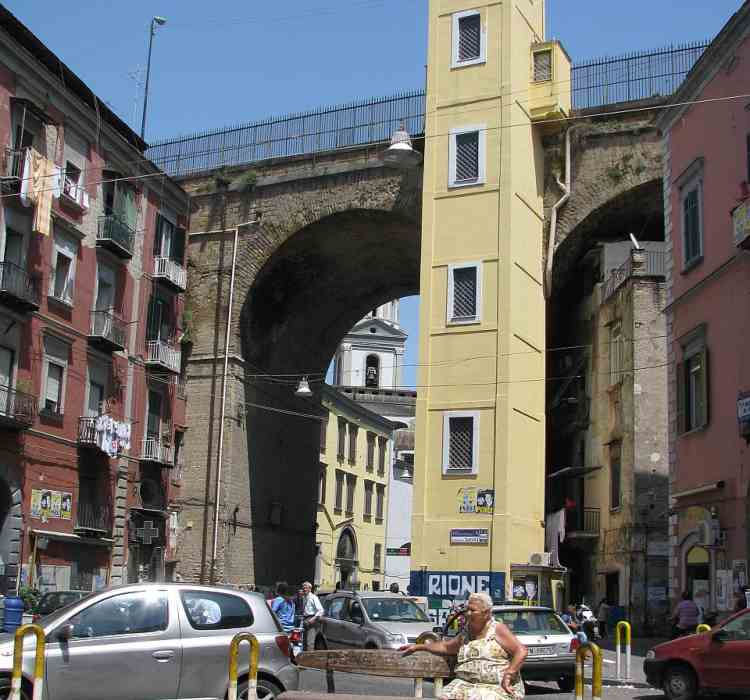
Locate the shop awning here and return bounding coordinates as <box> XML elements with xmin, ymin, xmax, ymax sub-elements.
<box><xmin>546</xmin><ymin>466</ymin><xmax>602</xmax><ymax>480</ymax></box>
<box><xmin>30</xmin><ymin>529</ymin><xmax>113</xmax><ymax>548</ymax></box>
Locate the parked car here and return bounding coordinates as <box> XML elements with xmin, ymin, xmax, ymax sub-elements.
<box><xmin>315</xmin><ymin>590</ymin><xmax>435</xmax><ymax>649</ymax></box>
<box><xmin>31</xmin><ymin>591</ymin><xmax>87</xmax><ymax>622</ymax></box>
<box><xmin>493</xmin><ymin>605</ymin><xmax>577</xmax><ymax>692</ymax></box>
<box><xmin>644</xmin><ymin>607</ymin><xmax>750</xmax><ymax>700</ymax></box>
<box><xmin>0</xmin><ymin>583</ymin><xmax>299</xmax><ymax>700</ymax></box>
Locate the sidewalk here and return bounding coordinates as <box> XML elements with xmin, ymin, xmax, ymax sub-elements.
<box><xmin>581</xmin><ymin>637</ymin><xmax>668</xmax><ymax>688</ymax></box>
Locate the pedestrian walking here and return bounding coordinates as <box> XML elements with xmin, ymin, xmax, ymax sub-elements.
<box><xmin>596</xmin><ymin>598</ymin><xmax>610</xmax><ymax>639</ymax></box>
<box><xmin>301</xmin><ymin>581</ymin><xmax>324</xmax><ymax>650</ymax></box>
<box><xmin>671</xmin><ymin>591</ymin><xmax>700</xmax><ymax>638</ymax></box>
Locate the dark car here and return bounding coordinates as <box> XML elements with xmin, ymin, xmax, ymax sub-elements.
<box><xmin>32</xmin><ymin>590</ymin><xmax>87</xmax><ymax>622</ymax></box>
<box><xmin>644</xmin><ymin>607</ymin><xmax>750</xmax><ymax>700</ymax></box>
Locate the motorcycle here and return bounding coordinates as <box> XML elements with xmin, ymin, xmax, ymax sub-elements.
<box><xmin>288</xmin><ymin>626</ymin><xmax>304</xmax><ymax>658</ymax></box>
<box><xmin>576</xmin><ymin>603</ymin><xmax>600</xmax><ymax>640</ymax></box>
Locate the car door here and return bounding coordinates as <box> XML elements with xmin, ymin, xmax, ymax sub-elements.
<box><xmin>321</xmin><ymin>596</ymin><xmax>348</xmax><ymax>649</ymax></box>
<box><xmin>700</xmin><ymin>610</ymin><xmax>750</xmax><ymax>691</ymax></box>
<box><xmin>337</xmin><ymin>598</ymin><xmax>365</xmax><ymax>649</ymax></box>
<box><xmin>177</xmin><ymin>588</ymin><xmax>262</xmax><ymax>700</ymax></box>
<box><xmin>44</xmin><ymin>589</ymin><xmax>179</xmax><ymax>700</ymax></box>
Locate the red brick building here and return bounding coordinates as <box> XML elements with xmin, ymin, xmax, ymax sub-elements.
<box><xmin>658</xmin><ymin>1</ymin><xmax>750</xmax><ymax>614</ymax></box>
<box><xmin>0</xmin><ymin>6</ymin><xmax>188</xmax><ymax>593</ymax></box>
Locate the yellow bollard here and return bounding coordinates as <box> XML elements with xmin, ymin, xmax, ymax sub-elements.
<box><xmin>615</xmin><ymin>620</ymin><xmax>632</xmax><ymax>681</ymax></box>
<box><xmin>11</xmin><ymin>624</ymin><xmax>45</xmax><ymax>700</ymax></box>
<box><xmin>696</xmin><ymin>624</ymin><xmax>711</xmax><ymax>634</ymax></box>
<box><xmin>575</xmin><ymin>643</ymin><xmax>603</xmax><ymax>700</ymax></box>
<box><xmin>228</xmin><ymin>632</ymin><xmax>259</xmax><ymax>700</ymax></box>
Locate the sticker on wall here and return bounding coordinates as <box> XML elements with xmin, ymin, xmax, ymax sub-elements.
<box><xmin>450</xmin><ymin>528</ymin><xmax>489</xmax><ymax>545</ymax></box>
<box><xmin>31</xmin><ymin>489</ymin><xmax>73</xmax><ymax>522</ymax></box>
<box><xmin>457</xmin><ymin>488</ymin><xmax>494</xmax><ymax>514</ymax></box>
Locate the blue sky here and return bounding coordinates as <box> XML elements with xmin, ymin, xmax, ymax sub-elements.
<box><xmin>7</xmin><ymin>0</ymin><xmax>743</xmax><ymax>386</ymax></box>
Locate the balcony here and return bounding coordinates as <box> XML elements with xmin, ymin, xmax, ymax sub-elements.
<box><xmin>0</xmin><ymin>262</ymin><xmax>41</xmax><ymax>311</ymax></box>
<box><xmin>566</xmin><ymin>507</ymin><xmax>600</xmax><ymax>538</ymax></box>
<box><xmin>89</xmin><ymin>310</ymin><xmax>127</xmax><ymax>352</ymax></box>
<box><xmin>74</xmin><ymin>502</ymin><xmax>113</xmax><ymax>536</ymax></box>
<box><xmin>97</xmin><ymin>214</ymin><xmax>134</xmax><ymax>259</ymax></box>
<box><xmin>0</xmin><ymin>385</ymin><xmax>36</xmax><ymax>429</ymax></box>
<box><xmin>141</xmin><ymin>437</ymin><xmax>174</xmax><ymax>466</ymax></box>
<box><xmin>59</xmin><ymin>176</ymin><xmax>89</xmax><ymax>213</ymax></box>
<box><xmin>145</xmin><ymin>340</ymin><xmax>181</xmax><ymax>374</ymax></box>
<box><xmin>1</xmin><ymin>147</ymin><xmax>26</xmax><ymax>194</ymax></box>
<box><xmin>153</xmin><ymin>257</ymin><xmax>187</xmax><ymax>291</ymax></box>
<box><xmin>77</xmin><ymin>416</ymin><xmax>98</xmax><ymax>446</ymax></box>
<box><xmin>603</xmin><ymin>248</ymin><xmax>666</xmax><ymax>301</ymax></box>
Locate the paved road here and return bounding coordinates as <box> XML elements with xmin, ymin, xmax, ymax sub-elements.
<box><xmin>299</xmin><ymin>669</ymin><xmax>664</xmax><ymax>700</ymax></box>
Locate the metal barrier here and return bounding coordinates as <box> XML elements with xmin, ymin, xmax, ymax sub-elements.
<box><xmin>615</xmin><ymin>620</ymin><xmax>631</xmax><ymax>681</ymax></box>
<box><xmin>696</xmin><ymin>624</ymin><xmax>711</xmax><ymax>634</ymax></box>
<box><xmin>11</xmin><ymin>624</ymin><xmax>45</xmax><ymax>700</ymax></box>
<box><xmin>575</xmin><ymin>643</ymin><xmax>603</xmax><ymax>700</ymax></box>
<box><xmin>228</xmin><ymin>632</ymin><xmax>259</xmax><ymax>700</ymax></box>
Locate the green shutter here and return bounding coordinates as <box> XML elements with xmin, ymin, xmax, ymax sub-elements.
<box><xmin>676</xmin><ymin>361</ymin><xmax>686</xmax><ymax>434</ymax></box>
<box><xmin>699</xmin><ymin>348</ymin><xmax>709</xmax><ymax>429</ymax></box>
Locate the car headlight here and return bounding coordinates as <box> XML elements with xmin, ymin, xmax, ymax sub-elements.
<box><xmin>557</xmin><ymin>643</ymin><xmax>571</xmax><ymax>653</ymax></box>
<box><xmin>646</xmin><ymin>650</ymin><xmax>656</xmax><ymax>660</ymax></box>
<box><xmin>386</xmin><ymin>632</ymin><xmax>407</xmax><ymax>645</ymax></box>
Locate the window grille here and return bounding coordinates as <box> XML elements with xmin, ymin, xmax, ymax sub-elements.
<box><xmin>452</xmin><ymin>267</ymin><xmax>477</xmax><ymax>321</ymax></box>
<box><xmin>455</xmin><ymin>132</ymin><xmax>479</xmax><ymax>183</ymax></box>
<box><xmin>448</xmin><ymin>416</ymin><xmax>474</xmax><ymax>470</ymax></box>
<box><xmin>533</xmin><ymin>50</ymin><xmax>553</xmax><ymax>82</ymax></box>
<box><xmin>458</xmin><ymin>14</ymin><xmax>481</xmax><ymax>62</ymax></box>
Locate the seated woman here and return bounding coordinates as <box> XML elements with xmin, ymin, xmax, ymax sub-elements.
<box><xmin>401</xmin><ymin>592</ymin><xmax>527</xmax><ymax>700</ymax></box>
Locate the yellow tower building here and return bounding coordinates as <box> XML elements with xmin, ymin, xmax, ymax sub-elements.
<box><xmin>410</xmin><ymin>0</ymin><xmax>570</xmax><ymax>614</ymax></box>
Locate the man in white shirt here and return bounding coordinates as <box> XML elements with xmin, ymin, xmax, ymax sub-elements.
<box><xmin>301</xmin><ymin>581</ymin><xmax>324</xmax><ymax>650</ymax></box>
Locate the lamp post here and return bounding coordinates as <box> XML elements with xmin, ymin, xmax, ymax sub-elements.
<box><xmin>140</xmin><ymin>16</ymin><xmax>167</xmax><ymax>140</ymax></box>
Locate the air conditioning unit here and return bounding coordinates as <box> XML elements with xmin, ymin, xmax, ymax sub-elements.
<box><xmin>528</xmin><ymin>552</ymin><xmax>552</xmax><ymax>567</ymax></box>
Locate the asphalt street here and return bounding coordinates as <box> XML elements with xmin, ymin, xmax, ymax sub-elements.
<box><xmin>299</xmin><ymin>669</ymin><xmax>664</xmax><ymax>700</ymax></box>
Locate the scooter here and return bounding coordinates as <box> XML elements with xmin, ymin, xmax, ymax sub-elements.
<box><xmin>288</xmin><ymin>626</ymin><xmax>304</xmax><ymax>658</ymax></box>
<box><xmin>576</xmin><ymin>604</ymin><xmax>600</xmax><ymax>640</ymax></box>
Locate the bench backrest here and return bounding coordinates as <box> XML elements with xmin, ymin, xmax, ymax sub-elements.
<box><xmin>296</xmin><ymin>649</ymin><xmax>454</xmax><ymax>678</ymax></box>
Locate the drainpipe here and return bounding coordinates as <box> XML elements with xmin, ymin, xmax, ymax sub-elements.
<box><xmin>544</xmin><ymin>126</ymin><xmax>574</xmax><ymax>298</ymax></box>
<box><xmin>209</xmin><ymin>216</ymin><xmax>259</xmax><ymax>583</ymax></box>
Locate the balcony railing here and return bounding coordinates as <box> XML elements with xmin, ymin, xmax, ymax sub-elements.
<box><xmin>59</xmin><ymin>176</ymin><xmax>89</xmax><ymax>211</ymax></box>
<box><xmin>145</xmin><ymin>340</ymin><xmax>181</xmax><ymax>373</ymax></box>
<box><xmin>0</xmin><ymin>385</ymin><xmax>36</xmax><ymax>428</ymax></box>
<box><xmin>603</xmin><ymin>249</ymin><xmax>667</xmax><ymax>301</ymax></box>
<box><xmin>89</xmin><ymin>310</ymin><xmax>127</xmax><ymax>352</ymax></box>
<box><xmin>97</xmin><ymin>214</ymin><xmax>135</xmax><ymax>259</ymax></box>
<box><xmin>75</xmin><ymin>502</ymin><xmax>113</xmax><ymax>535</ymax></box>
<box><xmin>567</xmin><ymin>507</ymin><xmax>601</xmax><ymax>537</ymax></box>
<box><xmin>153</xmin><ymin>257</ymin><xmax>187</xmax><ymax>291</ymax></box>
<box><xmin>141</xmin><ymin>437</ymin><xmax>174</xmax><ymax>466</ymax></box>
<box><xmin>1</xmin><ymin>147</ymin><xmax>26</xmax><ymax>182</ymax></box>
<box><xmin>78</xmin><ymin>416</ymin><xmax>98</xmax><ymax>446</ymax></box>
<box><xmin>0</xmin><ymin>262</ymin><xmax>41</xmax><ymax>310</ymax></box>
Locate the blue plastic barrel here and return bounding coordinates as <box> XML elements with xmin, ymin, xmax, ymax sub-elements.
<box><xmin>3</xmin><ymin>596</ymin><xmax>24</xmax><ymax>633</ymax></box>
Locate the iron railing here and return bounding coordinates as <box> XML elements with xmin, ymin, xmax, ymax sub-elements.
<box><xmin>603</xmin><ymin>249</ymin><xmax>667</xmax><ymax>301</ymax></box>
<box><xmin>567</xmin><ymin>507</ymin><xmax>600</xmax><ymax>535</ymax></box>
<box><xmin>145</xmin><ymin>340</ymin><xmax>181</xmax><ymax>373</ymax></box>
<box><xmin>1</xmin><ymin>147</ymin><xmax>27</xmax><ymax>180</ymax></box>
<box><xmin>75</xmin><ymin>502</ymin><xmax>112</xmax><ymax>534</ymax></box>
<box><xmin>90</xmin><ymin>309</ymin><xmax>128</xmax><ymax>349</ymax></box>
<box><xmin>571</xmin><ymin>40</ymin><xmax>708</xmax><ymax>110</ymax></box>
<box><xmin>141</xmin><ymin>437</ymin><xmax>174</xmax><ymax>465</ymax></box>
<box><xmin>0</xmin><ymin>385</ymin><xmax>36</xmax><ymax>426</ymax></box>
<box><xmin>0</xmin><ymin>262</ymin><xmax>41</xmax><ymax>308</ymax></box>
<box><xmin>97</xmin><ymin>214</ymin><xmax>135</xmax><ymax>257</ymax></box>
<box><xmin>147</xmin><ymin>42</ymin><xmax>708</xmax><ymax>178</ymax></box>
<box><xmin>153</xmin><ymin>256</ymin><xmax>187</xmax><ymax>290</ymax></box>
<box><xmin>78</xmin><ymin>416</ymin><xmax>98</xmax><ymax>445</ymax></box>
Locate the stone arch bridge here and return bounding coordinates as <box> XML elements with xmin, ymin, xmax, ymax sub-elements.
<box><xmin>148</xmin><ymin>49</ymin><xmax>698</xmax><ymax>585</ymax></box>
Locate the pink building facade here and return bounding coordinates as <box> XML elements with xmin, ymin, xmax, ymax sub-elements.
<box><xmin>659</xmin><ymin>1</ymin><xmax>750</xmax><ymax>615</ymax></box>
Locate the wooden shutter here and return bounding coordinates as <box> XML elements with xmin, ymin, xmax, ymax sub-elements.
<box><xmin>699</xmin><ymin>348</ymin><xmax>709</xmax><ymax>429</ymax></box>
<box><xmin>153</xmin><ymin>213</ymin><xmax>164</xmax><ymax>256</ymax></box>
<box><xmin>146</xmin><ymin>295</ymin><xmax>160</xmax><ymax>341</ymax></box>
<box><xmin>675</xmin><ymin>361</ymin><xmax>686</xmax><ymax>434</ymax></box>
<box><xmin>173</xmin><ymin>227</ymin><xmax>186</xmax><ymax>265</ymax></box>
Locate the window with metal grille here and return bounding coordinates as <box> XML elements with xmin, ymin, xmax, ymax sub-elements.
<box><xmin>452</xmin><ymin>10</ymin><xmax>484</xmax><ymax>67</ymax></box>
<box><xmin>375</xmin><ymin>484</ymin><xmax>385</xmax><ymax>522</ymax></box>
<box><xmin>455</xmin><ymin>132</ymin><xmax>479</xmax><ymax>183</ymax></box>
<box><xmin>334</xmin><ymin>470</ymin><xmax>344</xmax><ymax>512</ymax></box>
<box><xmin>533</xmin><ymin>50</ymin><xmax>553</xmax><ymax>82</ymax></box>
<box><xmin>348</xmin><ymin>424</ymin><xmax>358</xmax><ymax>464</ymax></box>
<box><xmin>377</xmin><ymin>437</ymin><xmax>387</xmax><ymax>475</ymax></box>
<box><xmin>345</xmin><ymin>474</ymin><xmax>356</xmax><ymax>515</ymax></box>
<box><xmin>366</xmin><ymin>432</ymin><xmax>375</xmax><ymax>471</ymax></box>
<box><xmin>442</xmin><ymin>412</ymin><xmax>479</xmax><ymax>474</ymax></box>
<box><xmin>450</xmin><ymin>265</ymin><xmax>478</xmax><ymax>322</ymax></box>
<box><xmin>373</xmin><ymin>543</ymin><xmax>382</xmax><ymax>572</ymax></box>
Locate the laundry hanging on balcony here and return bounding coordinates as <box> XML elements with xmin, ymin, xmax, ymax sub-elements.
<box><xmin>94</xmin><ymin>414</ymin><xmax>131</xmax><ymax>457</ymax></box>
<box><xmin>19</xmin><ymin>147</ymin><xmax>55</xmax><ymax>236</ymax></box>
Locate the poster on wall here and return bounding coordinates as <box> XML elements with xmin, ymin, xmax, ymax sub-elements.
<box><xmin>31</xmin><ymin>489</ymin><xmax>73</xmax><ymax>522</ymax></box>
<box><xmin>716</xmin><ymin>570</ymin><xmax>732</xmax><ymax>610</ymax></box>
<box><xmin>457</xmin><ymin>488</ymin><xmax>495</xmax><ymax>514</ymax></box>
<box><xmin>512</xmin><ymin>575</ymin><xmax>539</xmax><ymax>603</ymax></box>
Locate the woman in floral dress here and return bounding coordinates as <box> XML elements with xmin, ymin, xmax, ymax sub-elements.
<box><xmin>401</xmin><ymin>592</ymin><xmax>527</xmax><ymax>700</ymax></box>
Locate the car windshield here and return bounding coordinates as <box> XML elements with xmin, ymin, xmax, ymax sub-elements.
<box><xmin>494</xmin><ymin>609</ymin><xmax>569</xmax><ymax>635</ymax></box>
<box><xmin>361</xmin><ymin>598</ymin><xmax>430</xmax><ymax>622</ymax></box>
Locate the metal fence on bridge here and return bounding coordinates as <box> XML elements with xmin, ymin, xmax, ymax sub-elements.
<box><xmin>147</xmin><ymin>41</ymin><xmax>709</xmax><ymax>178</ymax></box>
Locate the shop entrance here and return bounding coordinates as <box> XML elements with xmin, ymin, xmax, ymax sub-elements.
<box><xmin>685</xmin><ymin>545</ymin><xmax>710</xmax><ymax>597</ymax></box>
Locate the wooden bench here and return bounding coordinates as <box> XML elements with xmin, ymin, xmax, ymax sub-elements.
<box><xmin>286</xmin><ymin>649</ymin><xmax>455</xmax><ymax>698</ymax></box>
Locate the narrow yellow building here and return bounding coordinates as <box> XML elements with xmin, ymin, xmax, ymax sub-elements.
<box><xmin>316</xmin><ymin>385</ymin><xmax>396</xmax><ymax>591</ymax></box>
<box><xmin>411</xmin><ymin>0</ymin><xmax>570</xmax><ymax>612</ymax></box>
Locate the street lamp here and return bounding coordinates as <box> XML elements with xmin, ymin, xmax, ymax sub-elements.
<box><xmin>140</xmin><ymin>16</ymin><xmax>167</xmax><ymax>140</ymax></box>
<box><xmin>382</xmin><ymin>123</ymin><xmax>422</xmax><ymax>169</ymax></box>
<box><xmin>295</xmin><ymin>377</ymin><xmax>313</xmax><ymax>398</ymax></box>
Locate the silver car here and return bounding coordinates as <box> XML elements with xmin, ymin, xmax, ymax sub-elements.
<box><xmin>493</xmin><ymin>605</ymin><xmax>576</xmax><ymax>692</ymax></box>
<box><xmin>316</xmin><ymin>591</ymin><xmax>435</xmax><ymax>650</ymax></box>
<box><xmin>0</xmin><ymin>583</ymin><xmax>299</xmax><ymax>700</ymax></box>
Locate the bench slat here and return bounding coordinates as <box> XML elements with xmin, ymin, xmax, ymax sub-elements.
<box><xmin>296</xmin><ymin>650</ymin><xmax>454</xmax><ymax>678</ymax></box>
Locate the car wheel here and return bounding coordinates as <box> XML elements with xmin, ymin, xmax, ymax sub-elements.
<box><xmin>663</xmin><ymin>663</ymin><xmax>698</xmax><ymax>700</ymax></box>
<box><xmin>365</xmin><ymin>642</ymin><xmax>378</xmax><ymax>650</ymax></box>
<box><xmin>314</xmin><ymin>634</ymin><xmax>328</xmax><ymax>650</ymax></box>
<box><xmin>0</xmin><ymin>677</ymin><xmax>30</xmax><ymax>700</ymax></box>
<box><xmin>557</xmin><ymin>675</ymin><xmax>575</xmax><ymax>692</ymax></box>
<box><xmin>238</xmin><ymin>677</ymin><xmax>283</xmax><ymax>700</ymax></box>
